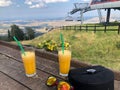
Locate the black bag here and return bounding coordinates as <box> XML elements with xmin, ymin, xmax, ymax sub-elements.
<box><xmin>68</xmin><ymin>66</ymin><xmax>114</xmax><ymax>90</ymax></box>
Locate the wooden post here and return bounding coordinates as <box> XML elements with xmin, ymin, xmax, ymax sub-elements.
<box><xmin>80</xmin><ymin>25</ymin><xmax>81</xmax><ymax>31</ymax></box>
<box><xmin>94</xmin><ymin>25</ymin><xmax>96</xmax><ymax>33</ymax></box>
<box><xmin>118</xmin><ymin>25</ymin><xmax>120</xmax><ymax>34</ymax></box>
<box><xmin>86</xmin><ymin>25</ymin><xmax>88</xmax><ymax>32</ymax></box>
<box><xmin>69</xmin><ymin>26</ymin><xmax>71</xmax><ymax>30</ymax></box>
<box><xmin>62</xmin><ymin>26</ymin><xmax>64</xmax><ymax>30</ymax></box>
<box><xmin>75</xmin><ymin>26</ymin><xmax>76</xmax><ymax>31</ymax></box>
<box><xmin>65</xmin><ymin>26</ymin><xmax>66</xmax><ymax>30</ymax></box>
<box><xmin>63</xmin><ymin>26</ymin><xmax>65</xmax><ymax>30</ymax></box>
<box><xmin>104</xmin><ymin>24</ymin><xmax>107</xmax><ymax>33</ymax></box>
<box><xmin>60</xmin><ymin>26</ymin><xmax>62</xmax><ymax>30</ymax></box>
<box><xmin>66</xmin><ymin>26</ymin><xmax>68</xmax><ymax>30</ymax></box>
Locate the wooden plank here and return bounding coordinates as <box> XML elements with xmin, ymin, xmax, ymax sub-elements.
<box><xmin>0</xmin><ymin>54</ymin><xmax>59</xmax><ymax>90</ymax></box>
<box><xmin>0</xmin><ymin>72</ymin><xmax>29</xmax><ymax>90</ymax></box>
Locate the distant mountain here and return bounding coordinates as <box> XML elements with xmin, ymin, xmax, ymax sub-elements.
<box><xmin>0</xmin><ymin>17</ymin><xmax>65</xmax><ymax>22</ymax></box>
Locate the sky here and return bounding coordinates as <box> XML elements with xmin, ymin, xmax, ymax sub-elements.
<box><xmin>0</xmin><ymin>0</ymin><xmax>120</xmax><ymax>20</ymax></box>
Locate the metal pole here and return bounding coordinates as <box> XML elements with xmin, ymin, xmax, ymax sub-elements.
<box><xmin>106</xmin><ymin>9</ymin><xmax>111</xmax><ymax>23</ymax></box>
<box><xmin>97</xmin><ymin>9</ymin><xmax>103</xmax><ymax>23</ymax></box>
<box><xmin>80</xmin><ymin>10</ymin><xmax>84</xmax><ymax>24</ymax></box>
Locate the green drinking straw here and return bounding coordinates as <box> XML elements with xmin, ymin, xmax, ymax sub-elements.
<box><xmin>60</xmin><ymin>33</ymin><xmax>64</xmax><ymax>54</ymax></box>
<box><xmin>13</xmin><ymin>36</ymin><xmax>25</xmax><ymax>55</ymax></box>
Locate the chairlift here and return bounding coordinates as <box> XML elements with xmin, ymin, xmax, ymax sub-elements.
<box><xmin>65</xmin><ymin>12</ymin><xmax>74</xmax><ymax>21</ymax></box>
<box><xmin>76</xmin><ymin>17</ymin><xmax>81</xmax><ymax>21</ymax></box>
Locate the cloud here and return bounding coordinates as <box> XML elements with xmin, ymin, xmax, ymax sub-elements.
<box><xmin>82</xmin><ymin>0</ymin><xmax>90</xmax><ymax>2</ymax></box>
<box><xmin>44</xmin><ymin>0</ymin><xmax>69</xmax><ymax>3</ymax></box>
<box><xmin>25</xmin><ymin>0</ymin><xmax>69</xmax><ymax>8</ymax></box>
<box><xmin>25</xmin><ymin>0</ymin><xmax>45</xmax><ymax>8</ymax></box>
<box><xmin>25</xmin><ymin>0</ymin><xmax>32</xmax><ymax>5</ymax></box>
<box><xmin>0</xmin><ymin>0</ymin><xmax>12</xmax><ymax>7</ymax></box>
<box><xmin>16</xmin><ymin>5</ymin><xmax>20</xmax><ymax>7</ymax></box>
<box><xmin>29</xmin><ymin>3</ymin><xmax>45</xmax><ymax>8</ymax></box>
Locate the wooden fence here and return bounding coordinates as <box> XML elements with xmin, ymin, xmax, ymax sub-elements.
<box><xmin>61</xmin><ymin>24</ymin><xmax>120</xmax><ymax>34</ymax></box>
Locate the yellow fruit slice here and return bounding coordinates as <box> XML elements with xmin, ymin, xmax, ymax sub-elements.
<box><xmin>58</xmin><ymin>81</ymin><xmax>70</xmax><ymax>90</ymax></box>
<box><xmin>46</xmin><ymin>76</ymin><xmax>57</xmax><ymax>86</ymax></box>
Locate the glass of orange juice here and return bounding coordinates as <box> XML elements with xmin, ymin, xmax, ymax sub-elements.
<box><xmin>58</xmin><ymin>48</ymin><xmax>71</xmax><ymax>76</ymax></box>
<box><xmin>21</xmin><ymin>48</ymin><xmax>36</xmax><ymax>77</ymax></box>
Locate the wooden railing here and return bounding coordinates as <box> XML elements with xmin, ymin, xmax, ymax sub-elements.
<box><xmin>61</xmin><ymin>24</ymin><xmax>120</xmax><ymax>34</ymax></box>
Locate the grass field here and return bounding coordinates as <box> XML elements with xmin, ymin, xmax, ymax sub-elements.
<box><xmin>21</xmin><ymin>23</ymin><xmax>120</xmax><ymax>71</ymax></box>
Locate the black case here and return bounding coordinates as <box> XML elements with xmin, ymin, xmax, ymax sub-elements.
<box><xmin>68</xmin><ymin>66</ymin><xmax>114</xmax><ymax>90</ymax></box>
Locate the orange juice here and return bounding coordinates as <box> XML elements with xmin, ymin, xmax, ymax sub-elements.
<box><xmin>21</xmin><ymin>51</ymin><xmax>36</xmax><ymax>77</ymax></box>
<box><xmin>58</xmin><ymin>50</ymin><xmax>71</xmax><ymax>76</ymax></box>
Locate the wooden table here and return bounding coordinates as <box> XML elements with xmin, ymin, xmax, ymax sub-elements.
<box><xmin>0</xmin><ymin>43</ymin><xmax>65</xmax><ymax>90</ymax></box>
<box><xmin>0</xmin><ymin>41</ymin><xmax>120</xmax><ymax>90</ymax></box>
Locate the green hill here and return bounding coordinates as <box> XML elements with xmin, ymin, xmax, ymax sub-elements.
<box><xmin>22</xmin><ymin>28</ymin><xmax>120</xmax><ymax>71</ymax></box>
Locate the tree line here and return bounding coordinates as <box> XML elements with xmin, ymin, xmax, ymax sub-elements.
<box><xmin>8</xmin><ymin>24</ymin><xmax>35</xmax><ymax>41</ymax></box>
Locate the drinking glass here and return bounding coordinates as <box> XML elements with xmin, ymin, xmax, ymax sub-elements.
<box><xmin>21</xmin><ymin>47</ymin><xmax>36</xmax><ymax>77</ymax></box>
<box><xmin>58</xmin><ymin>48</ymin><xmax>71</xmax><ymax>76</ymax></box>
